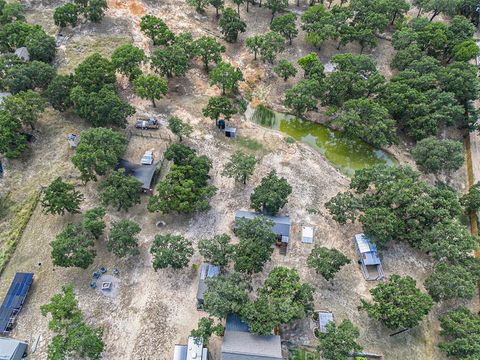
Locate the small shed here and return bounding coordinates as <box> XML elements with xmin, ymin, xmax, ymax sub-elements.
<box><xmin>14</xmin><ymin>47</ymin><xmax>29</xmax><ymax>62</ymax></box>
<box><xmin>354</xmin><ymin>234</ymin><xmax>384</xmax><ymax>281</ymax></box>
<box><xmin>0</xmin><ymin>338</ymin><xmax>27</xmax><ymax>360</ymax></box>
<box><xmin>173</xmin><ymin>337</ymin><xmax>208</xmax><ymax>360</ymax></box>
<box><xmin>116</xmin><ymin>159</ymin><xmax>158</xmax><ymax>193</ymax></box>
<box><xmin>301</xmin><ymin>226</ymin><xmax>314</xmax><ymax>244</ymax></box>
<box><xmin>224</xmin><ymin>127</ymin><xmax>236</xmax><ymax>139</ymax></box>
<box><xmin>317</xmin><ymin>311</ymin><xmax>334</xmax><ymax>333</ymax></box>
<box><xmin>0</xmin><ymin>273</ymin><xmax>34</xmax><ymax>333</ymax></box>
<box><xmin>196</xmin><ymin>263</ymin><xmax>220</xmax><ymax>308</ymax></box>
<box><xmin>235</xmin><ymin>210</ymin><xmax>291</xmax><ymax>243</ymax></box>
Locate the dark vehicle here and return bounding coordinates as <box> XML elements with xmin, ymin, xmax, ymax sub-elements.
<box><xmin>135</xmin><ymin>118</ymin><xmax>159</xmax><ymax>130</ymax></box>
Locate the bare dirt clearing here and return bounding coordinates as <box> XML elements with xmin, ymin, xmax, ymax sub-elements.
<box><xmin>0</xmin><ymin>0</ymin><xmax>476</xmax><ymax>359</ymax></box>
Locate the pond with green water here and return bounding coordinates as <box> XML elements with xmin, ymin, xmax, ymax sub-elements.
<box><xmin>248</xmin><ymin>105</ymin><xmax>395</xmax><ymax>177</ymax></box>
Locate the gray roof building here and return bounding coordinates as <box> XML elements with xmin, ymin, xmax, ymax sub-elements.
<box><xmin>234</xmin><ymin>211</ymin><xmax>291</xmax><ymax>243</ymax></box>
<box><xmin>0</xmin><ymin>338</ymin><xmax>27</xmax><ymax>360</ymax></box>
<box><xmin>221</xmin><ymin>314</ymin><xmax>282</xmax><ymax>360</ymax></box>
<box><xmin>354</xmin><ymin>233</ymin><xmax>384</xmax><ymax>281</ymax></box>
<box><xmin>116</xmin><ymin>159</ymin><xmax>158</xmax><ymax>192</ymax></box>
<box><xmin>196</xmin><ymin>263</ymin><xmax>220</xmax><ymax>307</ymax></box>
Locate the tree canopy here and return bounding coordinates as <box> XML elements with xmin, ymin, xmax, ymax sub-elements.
<box><xmin>41</xmin><ymin>177</ymin><xmax>84</xmax><ymax>216</ymax></box>
<box><xmin>99</xmin><ymin>169</ymin><xmax>142</xmax><ymax>211</ymax></box>
<box><xmin>150</xmin><ymin>234</ymin><xmax>193</xmax><ymax>270</ymax></box>
<box><xmin>222</xmin><ymin>151</ymin><xmax>257</xmax><ymax>184</ymax></box>
<box><xmin>107</xmin><ymin>219</ymin><xmax>141</xmax><ymax>258</ymax></box>
<box><xmin>318</xmin><ymin>320</ymin><xmax>363</xmax><ymax>360</ymax></box>
<box><xmin>50</xmin><ymin>224</ymin><xmax>96</xmax><ymax>269</ymax></box>
<box><xmin>198</xmin><ymin>234</ymin><xmax>234</xmax><ymax>268</ymax></box>
<box><xmin>307</xmin><ymin>246</ymin><xmax>350</xmax><ymax>281</ymax></box>
<box><xmin>209</xmin><ymin>62</ymin><xmax>244</xmax><ymax>95</ymax></box>
<box><xmin>250</xmin><ymin>170</ymin><xmax>292</xmax><ymax>215</ymax></box>
<box><xmin>203</xmin><ymin>273</ymin><xmax>250</xmax><ymax>318</ymax></box>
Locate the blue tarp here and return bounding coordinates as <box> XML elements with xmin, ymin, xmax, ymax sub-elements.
<box><xmin>0</xmin><ymin>273</ymin><xmax>33</xmax><ymax>333</ymax></box>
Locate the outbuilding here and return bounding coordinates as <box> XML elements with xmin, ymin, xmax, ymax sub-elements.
<box><xmin>354</xmin><ymin>233</ymin><xmax>384</xmax><ymax>281</ymax></box>
<box><xmin>196</xmin><ymin>263</ymin><xmax>220</xmax><ymax>309</ymax></box>
<box><xmin>235</xmin><ymin>210</ymin><xmax>291</xmax><ymax>244</ymax></box>
<box><xmin>173</xmin><ymin>336</ymin><xmax>208</xmax><ymax>360</ymax></box>
<box><xmin>0</xmin><ymin>338</ymin><xmax>28</xmax><ymax>360</ymax></box>
<box><xmin>116</xmin><ymin>159</ymin><xmax>159</xmax><ymax>193</ymax></box>
<box><xmin>0</xmin><ymin>272</ymin><xmax>34</xmax><ymax>333</ymax></box>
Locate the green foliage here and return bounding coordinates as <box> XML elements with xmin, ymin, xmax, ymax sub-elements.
<box><xmin>284</xmin><ymin>80</ymin><xmax>319</xmax><ymax>117</ymax></box>
<box><xmin>242</xmin><ymin>267</ymin><xmax>314</xmax><ymax>335</ymax></box>
<box><xmin>150</xmin><ymin>234</ymin><xmax>193</xmax><ymax>270</ymax></box>
<box><xmin>41</xmin><ymin>177</ymin><xmax>84</xmax><ymax>216</ymax></box>
<box><xmin>438</xmin><ymin>307</ymin><xmax>480</xmax><ymax>359</ymax></box>
<box><xmin>334</xmin><ymin>98</ymin><xmax>398</xmax><ymax>148</ymax></box>
<box><xmin>0</xmin><ymin>111</ymin><xmax>27</xmax><ymax>158</ymax></box>
<box><xmin>0</xmin><ymin>2</ymin><xmax>25</xmax><ymax>25</ymax></box>
<box><xmin>327</xmin><ymin>165</ymin><xmax>464</xmax><ymax>249</ymax></box>
<box><xmin>273</xmin><ymin>60</ymin><xmax>297</xmax><ymax>81</ymax></box>
<box><xmin>191</xmin><ymin>317</ymin><xmax>224</xmax><ymax>345</ymax></box>
<box><xmin>140</xmin><ymin>15</ymin><xmax>174</xmax><ymax>46</ymax></box>
<box><xmin>53</xmin><ymin>3</ymin><xmax>80</xmax><ymax>28</ymax></box>
<box><xmin>151</xmin><ymin>45</ymin><xmax>190</xmax><ymax>78</ymax></box>
<box><xmin>71</xmin><ymin>85</ymin><xmax>135</xmax><ymax>127</ymax></box>
<box><xmin>133</xmin><ymin>74</ymin><xmax>168</xmax><ymax>107</ymax></box>
<box><xmin>209</xmin><ymin>0</ymin><xmax>225</xmax><ymax>17</ymax></box>
<box><xmin>41</xmin><ymin>285</ymin><xmax>105</xmax><ymax>360</ymax></box>
<box><xmin>412</xmin><ymin>137</ymin><xmax>464</xmax><ymax>175</ymax></box>
<box><xmin>111</xmin><ymin>44</ymin><xmax>145</xmax><ymax>80</ymax></box>
<box><xmin>84</xmin><ymin>0</ymin><xmax>108</xmax><ymax>23</ymax></box>
<box><xmin>359</xmin><ymin>207</ymin><xmax>400</xmax><ymax>249</ymax></box>
<box><xmin>297</xmin><ymin>53</ymin><xmax>324</xmax><ymax>80</ymax></box>
<box><xmin>99</xmin><ymin>169</ymin><xmax>142</xmax><ymax>211</ymax></box>
<box><xmin>187</xmin><ymin>0</ymin><xmax>209</xmax><ymax>12</ymax></box>
<box><xmin>318</xmin><ymin>320</ymin><xmax>363</xmax><ymax>360</ymax></box>
<box><xmin>194</xmin><ymin>36</ymin><xmax>226</xmax><ymax>72</ymax></box>
<box><xmin>72</xmin><ymin>127</ymin><xmax>127</xmax><ymax>182</ymax></box>
<box><xmin>259</xmin><ymin>31</ymin><xmax>285</xmax><ymax>63</ymax></box>
<box><xmin>222</xmin><ymin>150</ymin><xmax>257</xmax><ymax>184</ymax></box>
<box><xmin>271</xmin><ymin>13</ymin><xmax>297</xmax><ymax>45</ymax></box>
<box><xmin>359</xmin><ymin>274</ymin><xmax>433</xmax><ymax>329</ymax></box>
<box><xmin>245</xmin><ymin>35</ymin><xmax>263</xmax><ymax>60</ymax></box>
<box><xmin>82</xmin><ymin>207</ymin><xmax>106</xmax><ymax>239</ymax></box>
<box><xmin>74</xmin><ymin>53</ymin><xmax>116</xmax><ymax>93</ymax></box>
<box><xmin>148</xmin><ymin>146</ymin><xmax>216</xmax><ymax>214</ymax></box>
<box><xmin>265</xmin><ymin>0</ymin><xmax>288</xmax><ymax>20</ymax></box>
<box><xmin>202</xmin><ymin>96</ymin><xmax>237</xmax><ymax>123</ymax></box>
<box><xmin>203</xmin><ymin>273</ymin><xmax>250</xmax><ymax>318</ymax></box>
<box><xmin>250</xmin><ymin>170</ymin><xmax>292</xmax><ymax>215</ymax></box>
<box><xmin>4</xmin><ymin>61</ymin><xmax>56</xmax><ymax>94</ymax></box>
<box><xmin>46</xmin><ymin>75</ymin><xmax>75</xmax><ymax>112</ymax></box>
<box><xmin>233</xmin><ymin>216</ymin><xmax>276</xmax><ymax>274</ymax></box>
<box><xmin>107</xmin><ymin>219</ymin><xmax>141</xmax><ymax>258</ymax></box>
<box><xmin>324</xmin><ymin>192</ymin><xmax>360</xmax><ymax>225</ymax></box>
<box><xmin>452</xmin><ymin>39</ymin><xmax>480</xmax><ymax>62</ymax></box>
<box><xmin>461</xmin><ymin>182</ymin><xmax>480</xmax><ymax>213</ymax></box>
<box><xmin>2</xmin><ymin>90</ymin><xmax>47</xmax><ymax>130</ymax></box>
<box><xmin>50</xmin><ymin>224</ymin><xmax>96</xmax><ymax>269</ymax></box>
<box><xmin>425</xmin><ymin>262</ymin><xmax>477</xmax><ymax>302</ymax></box>
<box><xmin>198</xmin><ymin>234</ymin><xmax>234</xmax><ymax>268</ymax></box>
<box><xmin>307</xmin><ymin>246</ymin><xmax>350</xmax><ymax>281</ymax></box>
<box><xmin>219</xmin><ymin>8</ymin><xmax>246</xmax><ymax>43</ymax></box>
<box><xmin>168</xmin><ymin>116</ymin><xmax>192</xmax><ymax>142</ymax></box>
<box><xmin>209</xmin><ymin>62</ymin><xmax>244</xmax><ymax>95</ymax></box>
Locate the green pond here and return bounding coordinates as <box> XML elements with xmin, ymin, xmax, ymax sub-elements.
<box><xmin>247</xmin><ymin>105</ymin><xmax>395</xmax><ymax>177</ymax></box>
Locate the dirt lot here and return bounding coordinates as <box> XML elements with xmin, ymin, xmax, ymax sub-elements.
<box><xmin>0</xmin><ymin>0</ymin><xmax>477</xmax><ymax>359</ymax></box>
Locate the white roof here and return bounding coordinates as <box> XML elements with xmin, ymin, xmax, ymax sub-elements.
<box><xmin>302</xmin><ymin>226</ymin><xmax>314</xmax><ymax>243</ymax></box>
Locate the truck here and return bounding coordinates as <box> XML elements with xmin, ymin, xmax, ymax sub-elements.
<box><xmin>135</xmin><ymin>118</ymin><xmax>159</xmax><ymax>130</ymax></box>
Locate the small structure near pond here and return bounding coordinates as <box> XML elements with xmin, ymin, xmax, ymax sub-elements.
<box><xmin>196</xmin><ymin>263</ymin><xmax>220</xmax><ymax>309</ymax></box>
<box><xmin>355</xmin><ymin>233</ymin><xmax>384</xmax><ymax>281</ymax></box>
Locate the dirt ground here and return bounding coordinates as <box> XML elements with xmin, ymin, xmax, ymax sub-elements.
<box><xmin>0</xmin><ymin>0</ymin><xmax>477</xmax><ymax>359</ymax></box>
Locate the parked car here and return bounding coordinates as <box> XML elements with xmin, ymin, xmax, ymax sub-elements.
<box><xmin>135</xmin><ymin>118</ymin><xmax>159</xmax><ymax>130</ymax></box>
<box><xmin>141</xmin><ymin>151</ymin><xmax>154</xmax><ymax>165</ymax></box>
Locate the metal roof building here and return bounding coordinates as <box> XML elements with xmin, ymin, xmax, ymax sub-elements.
<box><xmin>0</xmin><ymin>338</ymin><xmax>27</xmax><ymax>360</ymax></box>
<box><xmin>196</xmin><ymin>263</ymin><xmax>220</xmax><ymax>307</ymax></box>
<box><xmin>354</xmin><ymin>234</ymin><xmax>384</xmax><ymax>281</ymax></box>
<box><xmin>173</xmin><ymin>337</ymin><xmax>208</xmax><ymax>360</ymax></box>
<box><xmin>0</xmin><ymin>273</ymin><xmax>34</xmax><ymax>333</ymax></box>
<box><xmin>317</xmin><ymin>311</ymin><xmax>334</xmax><ymax>333</ymax></box>
<box><xmin>116</xmin><ymin>159</ymin><xmax>158</xmax><ymax>192</ymax></box>
<box><xmin>234</xmin><ymin>211</ymin><xmax>291</xmax><ymax>243</ymax></box>
<box><xmin>221</xmin><ymin>314</ymin><xmax>282</xmax><ymax>360</ymax></box>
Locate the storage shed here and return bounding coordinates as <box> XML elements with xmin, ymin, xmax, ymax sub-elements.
<box><xmin>173</xmin><ymin>337</ymin><xmax>208</xmax><ymax>360</ymax></box>
<box><xmin>317</xmin><ymin>311</ymin><xmax>334</xmax><ymax>333</ymax></box>
<box><xmin>235</xmin><ymin>211</ymin><xmax>291</xmax><ymax>243</ymax></box>
<box><xmin>0</xmin><ymin>273</ymin><xmax>34</xmax><ymax>333</ymax></box>
<box><xmin>354</xmin><ymin>234</ymin><xmax>384</xmax><ymax>281</ymax></box>
<box><xmin>0</xmin><ymin>338</ymin><xmax>27</xmax><ymax>360</ymax></box>
<box><xmin>116</xmin><ymin>159</ymin><xmax>158</xmax><ymax>193</ymax></box>
<box><xmin>196</xmin><ymin>263</ymin><xmax>220</xmax><ymax>308</ymax></box>
<box><xmin>301</xmin><ymin>226</ymin><xmax>314</xmax><ymax>244</ymax></box>
<box><xmin>222</xmin><ymin>314</ymin><xmax>282</xmax><ymax>360</ymax></box>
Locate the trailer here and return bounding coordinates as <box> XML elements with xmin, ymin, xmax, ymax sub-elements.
<box><xmin>0</xmin><ymin>273</ymin><xmax>34</xmax><ymax>333</ymax></box>
<box><xmin>355</xmin><ymin>234</ymin><xmax>384</xmax><ymax>281</ymax></box>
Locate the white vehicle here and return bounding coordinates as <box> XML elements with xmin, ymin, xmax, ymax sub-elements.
<box><xmin>141</xmin><ymin>151</ymin><xmax>154</xmax><ymax>165</ymax></box>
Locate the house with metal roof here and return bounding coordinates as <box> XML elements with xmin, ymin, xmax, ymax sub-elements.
<box><xmin>354</xmin><ymin>234</ymin><xmax>384</xmax><ymax>281</ymax></box>
<box><xmin>221</xmin><ymin>314</ymin><xmax>282</xmax><ymax>360</ymax></box>
<box><xmin>0</xmin><ymin>273</ymin><xmax>34</xmax><ymax>333</ymax></box>
<box><xmin>173</xmin><ymin>336</ymin><xmax>208</xmax><ymax>360</ymax></box>
<box><xmin>234</xmin><ymin>211</ymin><xmax>291</xmax><ymax>244</ymax></box>
<box><xmin>196</xmin><ymin>263</ymin><xmax>221</xmax><ymax>309</ymax></box>
<box><xmin>116</xmin><ymin>159</ymin><xmax>159</xmax><ymax>193</ymax></box>
<box><xmin>0</xmin><ymin>338</ymin><xmax>27</xmax><ymax>360</ymax></box>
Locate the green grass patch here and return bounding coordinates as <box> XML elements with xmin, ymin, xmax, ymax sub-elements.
<box><xmin>288</xmin><ymin>348</ymin><xmax>319</xmax><ymax>360</ymax></box>
<box><xmin>237</xmin><ymin>136</ymin><xmax>263</xmax><ymax>151</ymax></box>
<box><xmin>0</xmin><ymin>191</ymin><xmax>41</xmax><ymax>275</ymax></box>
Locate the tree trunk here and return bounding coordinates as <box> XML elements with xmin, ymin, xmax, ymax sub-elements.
<box><xmin>289</xmin><ymin>36</ymin><xmax>292</xmax><ymax>45</ymax></box>
<box><xmin>254</xmin><ymin>50</ymin><xmax>257</xmax><ymax>60</ymax></box>
<box><xmin>430</xmin><ymin>10</ymin><xmax>439</xmax><ymax>21</ymax></box>
<box><xmin>271</xmin><ymin>12</ymin><xmax>275</xmax><ymax>24</ymax></box>
<box><xmin>237</xmin><ymin>4</ymin><xmax>240</xmax><ymax>14</ymax></box>
<box><xmin>417</xmin><ymin>8</ymin><xmax>422</xmax><ymax>17</ymax></box>
<box><xmin>296</xmin><ymin>0</ymin><xmax>299</xmax><ymax>6</ymax></box>
<box><xmin>152</xmin><ymin>98</ymin><xmax>156</xmax><ymax>107</ymax></box>
<box><xmin>360</xmin><ymin>44</ymin><xmax>364</xmax><ymax>54</ymax></box>
<box><xmin>216</xmin><ymin>7</ymin><xmax>219</xmax><ymax>17</ymax></box>
<box><xmin>243</xmin><ymin>174</ymin><xmax>247</xmax><ymax>184</ymax></box>
<box><xmin>259</xmin><ymin>0</ymin><xmax>262</xmax><ymax>7</ymax></box>
<box><xmin>246</xmin><ymin>1</ymin><xmax>249</xmax><ymax>12</ymax></box>
<box><xmin>391</xmin><ymin>12</ymin><xmax>397</xmax><ymax>25</ymax></box>
<box><xmin>337</xmin><ymin>41</ymin><xmax>342</xmax><ymax>50</ymax></box>
<box><xmin>222</xmin><ymin>85</ymin><xmax>226</xmax><ymax>95</ymax></box>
